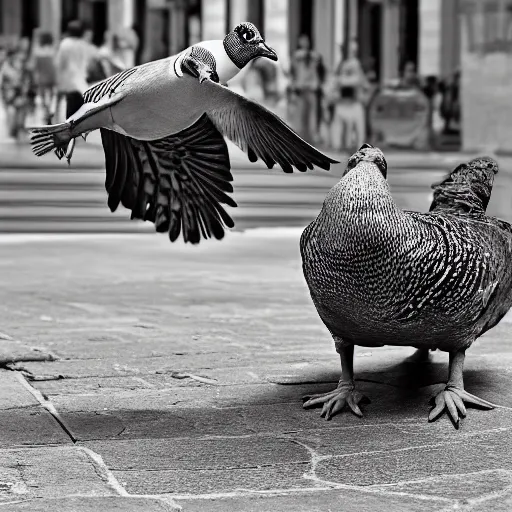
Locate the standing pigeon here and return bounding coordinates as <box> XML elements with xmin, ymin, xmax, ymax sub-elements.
<box><xmin>29</xmin><ymin>22</ymin><xmax>336</xmax><ymax>244</ymax></box>
<box><xmin>301</xmin><ymin>145</ymin><xmax>511</xmax><ymax>428</ymax></box>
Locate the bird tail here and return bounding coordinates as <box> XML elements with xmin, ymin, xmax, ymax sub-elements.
<box><xmin>28</xmin><ymin>122</ymin><xmax>73</xmax><ymax>160</ymax></box>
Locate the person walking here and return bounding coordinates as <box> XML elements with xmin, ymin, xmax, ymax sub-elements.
<box><xmin>32</xmin><ymin>31</ymin><xmax>57</xmax><ymax>124</ymax></box>
<box><xmin>289</xmin><ymin>34</ymin><xmax>325</xmax><ymax>144</ymax></box>
<box><xmin>55</xmin><ymin>20</ymin><xmax>101</xmax><ymax>120</ymax></box>
<box><xmin>98</xmin><ymin>32</ymin><xmax>128</xmax><ymax>78</ymax></box>
<box><xmin>330</xmin><ymin>39</ymin><xmax>369</xmax><ymax>152</ymax></box>
<box><xmin>0</xmin><ymin>47</ymin><xmax>33</xmax><ymax>139</ymax></box>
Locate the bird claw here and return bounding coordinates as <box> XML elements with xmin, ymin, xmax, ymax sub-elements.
<box><xmin>428</xmin><ymin>386</ymin><xmax>495</xmax><ymax>428</ymax></box>
<box><xmin>303</xmin><ymin>385</ymin><xmax>370</xmax><ymax>420</ymax></box>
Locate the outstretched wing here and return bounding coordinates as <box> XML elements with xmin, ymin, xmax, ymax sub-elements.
<box><xmin>100</xmin><ymin>114</ymin><xmax>236</xmax><ymax>244</ymax></box>
<box><xmin>202</xmin><ymin>80</ymin><xmax>338</xmax><ymax>173</ymax></box>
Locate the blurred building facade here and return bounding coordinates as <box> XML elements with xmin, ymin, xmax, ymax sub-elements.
<box><xmin>0</xmin><ymin>0</ymin><xmax>454</xmax><ymax>79</ymax></box>
<box><xmin>0</xmin><ymin>0</ymin><xmax>510</xmax><ymax>152</ymax></box>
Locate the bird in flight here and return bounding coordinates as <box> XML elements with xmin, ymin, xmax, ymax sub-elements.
<box><xmin>29</xmin><ymin>23</ymin><xmax>337</xmax><ymax>244</ymax></box>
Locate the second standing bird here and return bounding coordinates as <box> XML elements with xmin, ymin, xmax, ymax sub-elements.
<box><xmin>29</xmin><ymin>23</ymin><xmax>337</xmax><ymax>244</ymax></box>
<box><xmin>301</xmin><ymin>145</ymin><xmax>510</xmax><ymax>428</ymax></box>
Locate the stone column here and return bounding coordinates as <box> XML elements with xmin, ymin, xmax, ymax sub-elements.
<box><xmin>460</xmin><ymin>0</ymin><xmax>512</xmax><ymax>152</ymax></box>
<box><xmin>201</xmin><ymin>0</ymin><xmax>227</xmax><ymax>40</ymax></box>
<box><xmin>229</xmin><ymin>0</ymin><xmax>249</xmax><ymax>29</ymax></box>
<box><xmin>265</xmin><ymin>0</ymin><xmax>289</xmax><ymax>70</ymax></box>
<box><xmin>440</xmin><ymin>0</ymin><xmax>460</xmax><ymax>78</ymax></box>
<box><xmin>169</xmin><ymin>0</ymin><xmax>187</xmax><ymax>55</ymax></box>
<box><xmin>38</xmin><ymin>0</ymin><xmax>62</xmax><ymax>42</ymax></box>
<box><xmin>109</xmin><ymin>0</ymin><xmax>134</xmax><ymax>32</ymax></box>
<box><xmin>333</xmin><ymin>0</ymin><xmax>345</xmax><ymax>53</ymax></box>
<box><xmin>313</xmin><ymin>0</ymin><xmax>335</xmax><ymax>69</ymax></box>
<box><xmin>418</xmin><ymin>0</ymin><xmax>442</xmax><ymax>77</ymax></box>
<box><xmin>381</xmin><ymin>0</ymin><xmax>400</xmax><ymax>82</ymax></box>
<box><xmin>2</xmin><ymin>0</ymin><xmax>21</xmax><ymax>38</ymax></box>
<box><xmin>348</xmin><ymin>0</ymin><xmax>358</xmax><ymax>40</ymax></box>
<box><xmin>109</xmin><ymin>0</ymin><xmax>136</xmax><ymax>67</ymax></box>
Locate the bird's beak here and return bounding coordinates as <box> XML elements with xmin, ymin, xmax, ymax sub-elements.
<box><xmin>258</xmin><ymin>41</ymin><xmax>278</xmax><ymax>61</ymax></box>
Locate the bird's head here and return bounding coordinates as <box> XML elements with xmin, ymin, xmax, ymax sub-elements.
<box><xmin>223</xmin><ymin>22</ymin><xmax>278</xmax><ymax>69</ymax></box>
<box><xmin>344</xmin><ymin>143</ymin><xmax>388</xmax><ymax>178</ymax></box>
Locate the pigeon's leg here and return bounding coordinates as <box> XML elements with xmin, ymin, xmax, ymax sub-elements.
<box><xmin>180</xmin><ymin>47</ymin><xmax>220</xmax><ymax>84</ymax></box>
<box><xmin>428</xmin><ymin>349</ymin><xmax>495</xmax><ymax>429</ymax></box>
<box><xmin>65</xmin><ymin>138</ymin><xmax>76</xmax><ymax>164</ymax></box>
<box><xmin>303</xmin><ymin>340</ymin><xmax>370</xmax><ymax>420</ymax></box>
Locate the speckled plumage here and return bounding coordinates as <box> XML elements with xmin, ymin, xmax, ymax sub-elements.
<box><xmin>301</xmin><ymin>146</ymin><xmax>511</xmax><ymax>426</ymax></box>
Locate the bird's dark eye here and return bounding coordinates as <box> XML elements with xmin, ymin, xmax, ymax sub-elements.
<box><xmin>243</xmin><ymin>30</ymin><xmax>255</xmax><ymax>41</ymax></box>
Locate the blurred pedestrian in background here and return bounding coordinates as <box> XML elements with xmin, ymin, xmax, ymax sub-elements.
<box><xmin>440</xmin><ymin>68</ymin><xmax>461</xmax><ymax>135</ymax></box>
<box><xmin>330</xmin><ymin>38</ymin><xmax>369</xmax><ymax>152</ymax></box>
<box><xmin>400</xmin><ymin>61</ymin><xmax>421</xmax><ymax>89</ymax></box>
<box><xmin>289</xmin><ymin>34</ymin><xmax>325</xmax><ymax>144</ymax></box>
<box><xmin>85</xmin><ymin>29</ymin><xmax>110</xmax><ymax>86</ymax></box>
<box><xmin>0</xmin><ymin>47</ymin><xmax>33</xmax><ymax>139</ymax></box>
<box><xmin>99</xmin><ymin>32</ymin><xmax>128</xmax><ymax>77</ymax></box>
<box><xmin>55</xmin><ymin>20</ymin><xmax>101</xmax><ymax>120</ymax></box>
<box><xmin>31</xmin><ymin>31</ymin><xmax>57</xmax><ymax>124</ymax></box>
<box><xmin>117</xmin><ymin>25</ymin><xmax>139</xmax><ymax>68</ymax></box>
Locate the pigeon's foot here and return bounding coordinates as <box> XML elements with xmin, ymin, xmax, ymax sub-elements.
<box><xmin>428</xmin><ymin>385</ymin><xmax>495</xmax><ymax>429</ymax></box>
<box><xmin>302</xmin><ymin>383</ymin><xmax>370</xmax><ymax>420</ymax></box>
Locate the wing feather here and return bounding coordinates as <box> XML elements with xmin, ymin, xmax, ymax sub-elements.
<box><xmin>100</xmin><ymin>114</ymin><xmax>236</xmax><ymax>244</ymax></box>
<box><xmin>83</xmin><ymin>67</ymin><xmax>138</xmax><ymax>104</ymax></box>
<box><xmin>203</xmin><ymin>80</ymin><xmax>338</xmax><ymax>172</ymax></box>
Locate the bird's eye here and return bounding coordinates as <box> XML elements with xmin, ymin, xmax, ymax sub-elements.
<box><xmin>243</xmin><ymin>30</ymin><xmax>255</xmax><ymax>41</ymax></box>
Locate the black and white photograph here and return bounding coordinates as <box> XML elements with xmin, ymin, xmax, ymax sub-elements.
<box><xmin>0</xmin><ymin>0</ymin><xmax>511</xmax><ymax>511</ymax></box>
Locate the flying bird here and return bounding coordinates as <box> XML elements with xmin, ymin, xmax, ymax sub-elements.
<box><xmin>29</xmin><ymin>23</ymin><xmax>336</xmax><ymax>244</ymax></box>
<box><xmin>301</xmin><ymin>145</ymin><xmax>510</xmax><ymax>428</ymax></box>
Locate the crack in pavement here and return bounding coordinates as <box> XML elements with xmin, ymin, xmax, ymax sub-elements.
<box><xmin>286</xmin><ymin>438</ymin><xmax>493</xmax><ymax>505</ymax></box>
<box><xmin>12</xmin><ymin>372</ymin><xmax>77</xmax><ymax>444</ymax></box>
<box><xmin>368</xmin><ymin>468</ymin><xmax>512</xmax><ymax>489</ymax></box>
<box><xmin>78</xmin><ymin>447</ymin><xmax>181</xmax><ymax>511</ymax></box>
<box><xmin>77</xmin><ymin>446</ymin><xmax>128</xmax><ymax>497</ymax></box>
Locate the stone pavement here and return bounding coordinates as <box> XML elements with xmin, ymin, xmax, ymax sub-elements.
<box><xmin>1</xmin><ymin>232</ymin><xmax>512</xmax><ymax>511</ymax></box>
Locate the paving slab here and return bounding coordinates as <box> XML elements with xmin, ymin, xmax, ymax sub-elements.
<box><xmin>85</xmin><ymin>436</ymin><xmax>309</xmax><ymax>471</ymax></box>
<box><xmin>0</xmin><ymin>496</ymin><xmax>178</xmax><ymax>511</ymax></box>
<box><xmin>315</xmin><ymin>427</ymin><xmax>512</xmax><ymax>487</ymax></box>
<box><xmin>0</xmin><ymin>373</ymin><xmax>69</xmax><ymax>447</ymax></box>
<box><xmin>115</xmin><ymin>465</ymin><xmax>312</xmax><ymax>495</ymax></box>
<box><xmin>369</xmin><ymin>469</ymin><xmax>512</xmax><ymax>501</ymax></box>
<box><xmin>174</xmin><ymin>489</ymin><xmax>446</xmax><ymax>512</ymax></box>
<box><xmin>0</xmin><ymin>408</ymin><xmax>69</xmax><ymax>447</ymax></box>
<box><xmin>0</xmin><ymin>446</ymin><xmax>115</xmax><ymax>502</ymax></box>
<box><xmin>469</xmin><ymin>488</ymin><xmax>512</xmax><ymax>512</ymax></box>
<box><xmin>0</xmin><ymin>373</ymin><xmax>40</xmax><ymax>410</ymax></box>
<box><xmin>0</xmin><ymin>339</ymin><xmax>55</xmax><ymax>366</ymax></box>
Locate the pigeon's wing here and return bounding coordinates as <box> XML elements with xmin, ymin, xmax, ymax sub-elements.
<box><xmin>474</xmin><ymin>217</ymin><xmax>512</xmax><ymax>336</ymax></box>
<box><xmin>203</xmin><ymin>80</ymin><xmax>338</xmax><ymax>173</ymax></box>
<box><xmin>428</xmin><ymin>164</ymin><xmax>474</xmax><ymax>214</ymax></box>
<box><xmin>100</xmin><ymin>114</ymin><xmax>236</xmax><ymax>245</ymax></box>
<box><xmin>83</xmin><ymin>67</ymin><xmax>139</xmax><ymax>104</ymax></box>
